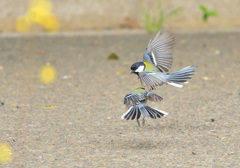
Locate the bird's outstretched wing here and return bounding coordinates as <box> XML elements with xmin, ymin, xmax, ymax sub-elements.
<box><xmin>124</xmin><ymin>92</ymin><xmax>146</xmax><ymax>107</ymax></box>
<box><xmin>146</xmin><ymin>92</ymin><xmax>163</xmax><ymax>102</ymax></box>
<box><xmin>139</xmin><ymin>72</ymin><xmax>168</xmax><ymax>90</ymax></box>
<box><xmin>143</xmin><ymin>30</ymin><xmax>175</xmax><ymax>72</ymax></box>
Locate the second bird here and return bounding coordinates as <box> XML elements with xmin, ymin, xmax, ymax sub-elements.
<box><xmin>121</xmin><ymin>88</ymin><xmax>168</xmax><ymax>127</ymax></box>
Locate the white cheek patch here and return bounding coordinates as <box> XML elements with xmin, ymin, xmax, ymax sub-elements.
<box><xmin>135</xmin><ymin>65</ymin><xmax>145</xmax><ymax>72</ymax></box>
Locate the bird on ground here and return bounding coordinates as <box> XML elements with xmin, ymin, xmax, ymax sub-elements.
<box><xmin>121</xmin><ymin>87</ymin><xmax>168</xmax><ymax>127</ymax></box>
<box><xmin>130</xmin><ymin>30</ymin><xmax>197</xmax><ymax>90</ymax></box>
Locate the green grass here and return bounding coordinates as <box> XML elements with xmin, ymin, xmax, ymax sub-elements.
<box><xmin>200</xmin><ymin>6</ymin><xmax>218</xmax><ymax>22</ymax></box>
<box><xmin>144</xmin><ymin>0</ymin><xmax>182</xmax><ymax>32</ymax></box>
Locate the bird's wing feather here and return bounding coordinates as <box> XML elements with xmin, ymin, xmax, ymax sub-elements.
<box><xmin>143</xmin><ymin>30</ymin><xmax>175</xmax><ymax>72</ymax></box>
<box><xmin>124</xmin><ymin>93</ymin><xmax>146</xmax><ymax>107</ymax></box>
<box><xmin>146</xmin><ymin>92</ymin><xmax>163</xmax><ymax>102</ymax></box>
<box><xmin>139</xmin><ymin>72</ymin><xmax>167</xmax><ymax>90</ymax></box>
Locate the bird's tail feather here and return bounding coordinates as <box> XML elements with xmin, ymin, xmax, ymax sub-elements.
<box><xmin>144</xmin><ymin>106</ymin><xmax>168</xmax><ymax>118</ymax></box>
<box><xmin>167</xmin><ymin>65</ymin><xmax>197</xmax><ymax>87</ymax></box>
<box><xmin>121</xmin><ymin>104</ymin><xmax>168</xmax><ymax>120</ymax></box>
<box><xmin>121</xmin><ymin>106</ymin><xmax>141</xmax><ymax>120</ymax></box>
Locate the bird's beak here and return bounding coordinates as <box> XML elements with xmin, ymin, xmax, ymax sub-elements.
<box><xmin>130</xmin><ymin>70</ymin><xmax>134</xmax><ymax>74</ymax></box>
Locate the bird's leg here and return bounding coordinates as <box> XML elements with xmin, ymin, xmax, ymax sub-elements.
<box><xmin>142</xmin><ymin>118</ymin><xmax>145</xmax><ymax>126</ymax></box>
<box><xmin>137</xmin><ymin>119</ymin><xmax>141</xmax><ymax>127</ymax></box>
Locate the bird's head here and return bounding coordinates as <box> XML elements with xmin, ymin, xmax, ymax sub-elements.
<box><xmin>130</xmin><ymin>62</ymin><xmax>145</xmax><ymax>74</ymax></box>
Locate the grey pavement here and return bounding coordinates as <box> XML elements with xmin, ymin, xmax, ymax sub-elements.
<box><xmin>0</xmin><ymin>31</ymin><xmax>239</xmax><ymax>167</ymax></box>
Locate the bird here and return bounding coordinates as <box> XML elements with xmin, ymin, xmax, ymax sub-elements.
<box><xmin>121</xmin><ymin>87</ymin><xmax>168</xmax><ymax>127</ymax></box>
<box><xmin>130</xmin><ymin>30</ymin><xmax>197</xmax><ymax>90</ymax></box>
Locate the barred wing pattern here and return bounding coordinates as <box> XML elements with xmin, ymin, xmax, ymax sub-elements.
<box><xmin>124</xmin><ymin>89</ymin><xmax>163</xmax><ymax>107</ymax></box>
<box><xmin>124</xmin><ymin>93</ymin><xmax>146</xmax><ymax>108</ymax></box>
<box><xmin>143</xmin><ymin>30</ymin><xmax>175</xmax><ymax>72</ymax></box>
<box><xmin>146</xmin><ymin>92</ymin><xmax>163</xmax><ymax>102</ymax></box>
<box><xmin>139</xmin><ymin>72</ymin><xmax>168</xmax><ymax>90</ymax></box>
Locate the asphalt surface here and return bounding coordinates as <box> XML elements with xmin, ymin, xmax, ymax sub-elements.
<box><xmin>0</xmin><ymin>31</ymin><xmax>239</xmax><ymax>168</ymax></box>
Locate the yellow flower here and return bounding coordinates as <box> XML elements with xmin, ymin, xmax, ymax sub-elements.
<box><xmin>27</xmin><ymin>0</ymin><xmax>54</xmax><ymax>25</ymax></box>
<box><xmin>15</xmin><ymin>0</ymin><xmax>60</xmax><ymax>32</ymax></box>
<box><xmin>42</xmin><ymin>15</ymin><xmax>60</xmax><ymax>31</ymax></box>
<box><xmin>27</xmin><ymin>6</ymin><xmax>52</xmax><ymax>24</ymax></box>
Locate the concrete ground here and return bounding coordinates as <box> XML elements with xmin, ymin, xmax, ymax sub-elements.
<box><xmin>0</xmin><ymin>30</ymin><xmax>239</xmax><ymax>167</ymax></box>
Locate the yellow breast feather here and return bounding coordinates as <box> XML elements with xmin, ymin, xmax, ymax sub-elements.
<box><xmin>143</xmin><ymin>61</ymin><xmax>158</xmax><ymax>72</ymax></box>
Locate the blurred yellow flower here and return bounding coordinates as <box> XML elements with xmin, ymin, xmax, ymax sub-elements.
<box><xmin>0</xmin><ymin>144</ymin><xmax>13</xmax><ymax>164</ymax></box>
<box><xmin>39</xmin><ymin>64</ymin><xmax>57</xmax><ymax>84</ymax></box>
<box><xmin>15</xmin><ymin>0</ymin><xmax>60</xmax><ymax>32</ymax></box>
<box><xmin>27</xmin><ymin>6</ymin><xmax>51</xmax><ymax>24</ymax></box>
<box><xmin>42</xmin><ymin>15</ymin><xmax>60</xmax><ymax>32</ymax></box>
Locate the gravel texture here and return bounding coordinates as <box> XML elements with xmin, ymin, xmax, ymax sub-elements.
<box><xmin>0</xmin><ymin>31</ymin><xmax>239</xmax><ymax>167</ymax></box>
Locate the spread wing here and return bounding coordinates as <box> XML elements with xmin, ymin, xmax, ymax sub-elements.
<box><xmin>146</xmin><ymin>92</ymin><xmax>163</xmax><ymax>102</ymax></box>
<box><xmin>143</xmin><ymin>30</ymin><xmax>175</xmax><ymax>72</ymax></box>
<box><xmin>139</xmin><ymin>72</ymin><xmax>168</xmax><ymax>90</ymax></box>
<box><xmin>124</xmin><ymin>92</ymin><xmax>146</xmax><ymax>107</ymax></box>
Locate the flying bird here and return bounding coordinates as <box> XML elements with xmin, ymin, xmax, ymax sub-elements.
<box><xmin>130</xmin><ymin>30</ymin><xmax>197</xmax><ymax>90</ymax></box>
<box><xmin>121</xmin><ymin>88</ymin><xmax>168</xmax><ymax>127</ymax></box>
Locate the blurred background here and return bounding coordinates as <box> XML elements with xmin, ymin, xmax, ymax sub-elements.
<box><xmin>1</xmin><ymin>0</ymin><xmax>240</xmax><ymax>33</ymax></box>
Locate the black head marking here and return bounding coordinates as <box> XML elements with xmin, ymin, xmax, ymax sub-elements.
<box><xmin>130</xmin><ymin>62</ymin><xmax>145</xmax><ymax>74</ymax></box>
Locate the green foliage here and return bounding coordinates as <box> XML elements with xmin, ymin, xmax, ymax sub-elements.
<box><xmin>200</xmin><ymin>6</ymin><xmax>218</xmax><ymax>22</ymax></box>
<box><xmin>144</xmin><ymin>0</ymin><xmax>182</xmax><ymax>33</ymax></box>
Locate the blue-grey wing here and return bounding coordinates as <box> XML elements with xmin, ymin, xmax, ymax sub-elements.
<box><xmin>146</xmin><ymin>92</ymin><xmax>163</xmax><ymax>102</ymax></box>
<box><xmin>124</xmin><ymin>93</ymin><xmax>146</xmax><ymax>107</ymax></box>
<box><xmin>138</xmin><ymin>71</ymin><xmax>168</xmax><ymax>90</ymax></box>
<box><xmin>143</xmin><ymin>30</ymin><xmax>175</xmax><ymax>72</ymax></box>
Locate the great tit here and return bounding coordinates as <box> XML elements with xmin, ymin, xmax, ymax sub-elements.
<box><xmin>121</xmin><ymin>88</ymin><xmax>168</xmax><ymax>127</ymax></box>
<box><xmin>130</xmin><ymin>30</ymin><xmax>197</xmax><ymax>90</ymax></box>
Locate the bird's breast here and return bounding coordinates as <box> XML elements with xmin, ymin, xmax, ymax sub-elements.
<box><xmin>143</xmin><ymin>61</ymin><xmax>159</xmax><ymax>72</ymax></box>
